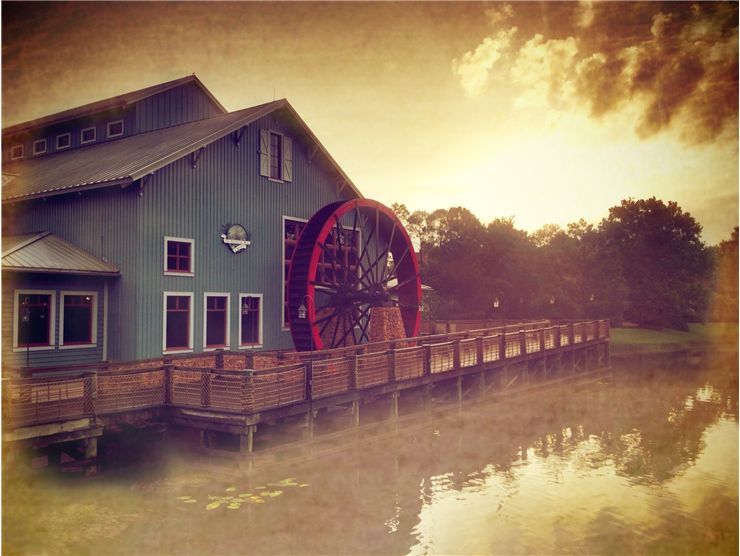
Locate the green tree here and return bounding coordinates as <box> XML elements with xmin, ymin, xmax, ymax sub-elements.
<box><xmin>709</xmin><ymin>227</ymin><xmax>739</xmax><ymax>322</ymax></box>
<box><xmin>600</xmin><ymin>197</ymin><xmax>710</xmax><ymax>330</ymax></box>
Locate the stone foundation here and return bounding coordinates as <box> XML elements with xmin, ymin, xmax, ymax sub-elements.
<box><xmin>368</xmin><ymin>306</ymin><xmax>406</xmax><ymax>343</ymax></box>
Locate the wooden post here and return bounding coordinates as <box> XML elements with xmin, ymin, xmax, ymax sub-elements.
<box><xmin>499</xmin><ymin>334</ymin><xmax>506</xmax><ymax>360</ymax></box>
<box><xmin>241</xmin><ymin>425</ymin><xmax>255</xmax><ymax>453</ymax></box>
<box><xmin>242</xmin><ymin>370</ymin><xmax>254</xmax><ymax>413</ymax></box>
<box><xmin>389</xmin><ymin>392</ymin><xmax>399</xmax><ymax>419</ymax></box>
<box><xmin>446</xmin><ymin>320</ymin><xmax>451</xmax><ymax>334</ymax></box>
<box><xmin>452</xmin><ymin>340</ymin><xmax>461</xmax><ymax>370</ymax></box>
<box><xmin>389</xmin><ymin>349</ymin><xmax>397</xmax><ymax>381</ymax></box>
<box><xmin>351</xmin><ymin>400</ymin><xmax>360</xmax><ymax>426</ymax></box>
<box><xmin>539</xmin><ymin>329</ymin><xmax>545</xmax><ymax>352</ymax></box>
<box><xmin>424</xmin><ymin>345</ymin><xmax>432</xmax><ymax>375</ymax></box>
<box><xmin>568</xmin><ymin>323</ymin><xmax>575</xmax><ymax>346</ymax></box>
<box><xmin>305</xmin><ymin>360</ymin><xmax>314</xmax><ymax>401</ymax></box>
<box><xmin>305</xmin><ymin>410</ymin><xmax>315</xmax><ymax>439</ymax></box>
<box><xmin>163</xmin><ymin>355</ymin><xmax>173</xmax><ymax>405</ymax></box>
<box><xmin>245</xmin><ymin>351</ymin><xmax>255</xmax><ymax>369</ymax></box>
<box><xmin>555</xmin><ymin>327</ymin><xmax>561</xmax><ymax>348</ymax></box>
<box><xmin>476</xmin><ymin>336</ymin><xmax>484</xmax><ymax>366</ymax></box>
<box><xmin>201</xmin><ymin>370</ymin><xmax>212</xmax><ymax>408</ymax></box>
<box><xmin>215</xmin><ymin>349</ymin><xmax>225</xmax><ymax>369</ymax></box>
<box><xmin>519</xmin><ymin>331</ymin><xmax>527</xmax><ymax>358</ymax></box>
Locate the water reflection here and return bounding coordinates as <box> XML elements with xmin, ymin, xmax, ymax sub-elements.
<box><xmin>3</xmin><ymin>356</ymin><xmax>738</xmax><ymax>555</ymax></box>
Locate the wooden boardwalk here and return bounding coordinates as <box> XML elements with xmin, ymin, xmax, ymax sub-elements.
<box><xmin>3</xmin><ymin>320</ymin><xmax>610</xmax><ymax>466</ymax></box>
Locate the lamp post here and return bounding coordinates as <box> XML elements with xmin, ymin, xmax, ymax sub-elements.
<box><xmin>297</xmin><ymin>294</ymin><xmax>314</xmax><ymax>356</ymax></box>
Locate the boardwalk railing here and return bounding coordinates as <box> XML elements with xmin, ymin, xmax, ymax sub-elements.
<box><xmin>3</xmin><ymin>320</ymin><xmax>610</xmax><ymax>428</ymax></box>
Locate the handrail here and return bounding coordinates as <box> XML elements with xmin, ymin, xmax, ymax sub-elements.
<box><xmin>3</xmin><ymin>319</ymin><xmax>610</xmax><ymax>427</ymax></box>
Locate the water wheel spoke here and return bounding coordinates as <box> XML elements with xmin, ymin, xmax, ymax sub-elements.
<box><xmin>382</xmin><ymin>244</ymin><xmax>410</xmax><ymax>285</ymax></box>
<box><xmin>378</xmin><ymin>221</ymin><xmax>397</xmax><ymax>284</ymax></box>
<box><xmin>387</xmin><ymin>272</ymin><xmax>421</xmax><ymax>292</ymax></box>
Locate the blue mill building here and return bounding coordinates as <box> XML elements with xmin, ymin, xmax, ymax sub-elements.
<box><xmin>2</xmin><ymin>75</ymin><xmax>363</xmax><ymax>368</ymax></box>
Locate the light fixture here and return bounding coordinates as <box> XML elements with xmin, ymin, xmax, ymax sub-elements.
<box><xmin>493</xmin><ymin>297</ymin><xmax>500</xmax><ymax>309</ymax></box>
<box><xmin>298</xmin><ymin>303</ymin><xmax>307</xmax><ymax>320</ymax></box>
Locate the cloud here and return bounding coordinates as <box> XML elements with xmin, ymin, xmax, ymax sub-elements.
<box><xmin>485</xmin><ymin>4</ymin><xmax>514</xmax><ymax>26</ymax></box>
<box><xmin>451</xmin><ymin>27</ymin><xmax>517</xmax><ymax>97</ymax></box>
<box><xmin>453</xmin><ymin>2</ymin><xmax>738</xmax><ymax>143</ymax></box>
<box><xmin>510</xmin><ymin>34</ymin><xmax>578</xmax><ymax>109</ymax></box>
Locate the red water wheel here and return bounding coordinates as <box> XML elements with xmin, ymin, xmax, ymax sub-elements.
<box><xmin>287</xmin><ymin>199</ymin><xmax>421</xmax><ymax>351</ymax></box>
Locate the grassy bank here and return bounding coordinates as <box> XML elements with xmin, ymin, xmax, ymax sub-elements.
<box><xmin>610</xmin><ymin>323</ymin><xmax>738</xmax><ymax>355</ymax></box>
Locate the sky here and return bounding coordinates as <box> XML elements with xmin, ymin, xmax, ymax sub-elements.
<box><xmin>2</xmin><ymin>1</ymin><xmax>738</xmax><ymax>244</ymax></box>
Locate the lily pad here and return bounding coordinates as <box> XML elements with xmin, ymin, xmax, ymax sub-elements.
<box><xmin>238</xmin><ymin>493</ymin><xmax>252</xmax><ymax>498</ymax></box>
<box><xmin>183</xmin><ymin>499</ymin><xmax>197</xmax><ymax>504</ymax></box>
<box><xmin>225</xmin><ymin>487</ymin><xmax>236</xmax><ymax>492</ymax></box>
<box><xmin>176</xmin><ymin>496</ymin><xmax>193</xmax><ymax>501</ymax></box>
<box><xmin>206</xmin><ymin>500</ymin><xmax>227</xmax><ymax>510</ymax></box>
<box><xmin>255</xmin><ymin>486</ymin><xmax>266</xmax><ymax>490</ymax></box>
<box><xmin>299</xmin><ymin>484</ymin><xmax>309</xmax><ymax>488</ymax></box>
<box><xmin>226</xmin><ymin>503</ymin><xmax>240</xmax><ymax>510</ymax></box>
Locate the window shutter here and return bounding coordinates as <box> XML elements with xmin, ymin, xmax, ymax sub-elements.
<box><xmin>259</xmin><ymin>129</ymin><xmax>270</xmax><ymax>177</ymax></box>
<box><xmin>283</xmin><ymin>136</ymin><xmax>293</xmax><ymax>182</ymax></box>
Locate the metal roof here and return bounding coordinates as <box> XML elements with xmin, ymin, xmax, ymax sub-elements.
<box><xmin>2</xmin><ymin>75</ymin><xmax>226</xmax><ymax>136</ymax></box>
<box><xmin>2</xmin><ymin>232</ymin><xmax>120</xmax><ymax>276</ymax></box>
<box><xmin>2</xmin><ymin>99</ymin><xmax>362</xmax><ymax>203</ymax></box>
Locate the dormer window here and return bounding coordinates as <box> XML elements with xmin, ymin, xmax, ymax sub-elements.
<box><xmin>33</xmin><ymin>139</ymin><xmax>47</xmax><ymax>156</ymax></box>
<box><xmin>56</xmin><ymin>133</ymin><xmax>71</xmax><ymax>150</ymax></box>
<box><xmin>81</xmin><ymin>126</ymin><xmax>96</xmax><ymax>144</ymax></box>
<box><xmin>107</xmin><ymin>120</ymin><xmax>124</xmax><ymax>138</ymax></box>
<box><xmin>10</xmin><ymin>145</ymin><xmax>24</xmax><ymax>160</ymax></box>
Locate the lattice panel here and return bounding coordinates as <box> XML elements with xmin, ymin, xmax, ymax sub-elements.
<box><xmin>459</xmin><ymin>339</ymin><xmax>478</xmax><ymax>367</ymax></box>
<box><xmin>505</xmin><ymin>334</ymin><xmax>521</xmax><ymax>358</ymax></box>
<box><xmin>395</xmin><ymin>348</ymin><xmax>424</xmax><ymax>380</ymax></box>
<box><xmin>209</xmin><ymin>373</ymin><xmax>244</xmax><ymax>412</ymax></box>
<box><xmin>482</xmin><ymin>335</ymin><xmax>501</xmax><ymax>362</ymax></box>
<box><xmin>5</xmin><ymin>376</ymin><xmax>90</xmax><ymax>426</ymax></box>
<box><xmin>312</xmin><ymin>358</ymin><xmax>352</xmax><ymax>399</ymax></box>
<box><xmin>251</xmin><ymin>367</ymin><xmax>306</xmax><ymax>411</ymax></box>
<box><xmin>171</xmin><ymin>369</ymin><xmax>203</xmax><ymax>407</ymax></box>
<box><xmin>429</xmin><ymin>343</ymin><xmax>454</xmax><ymax>373</ymax></box>
<box><xmin>357</xmin><ymin>352</ymin><xmax>390</xmax><ymax>388</ymax></box>
<box><xmin>559</xmin><ymin>326</ymin><xmax>570</xmax><ymax>346</ymax></box>
<box><xmin>544</xmin><ymin>328</ymin><xmax>556</xmax><ymax>350</ymax></box>
<box><xmin>525</xmin><ymin>331</ymin><xmax>540</xmax><ymax>353</ymax></box>
<box><xmin>97</xmin><ymin>369</ymin><xmax>165</xmax><ymax>413</ymax></box>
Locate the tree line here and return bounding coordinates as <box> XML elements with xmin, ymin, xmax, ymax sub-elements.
<box><xmin>392</xmin><ymin>198</ymin><xmax>738</xmax><ymax>330</ymax></box>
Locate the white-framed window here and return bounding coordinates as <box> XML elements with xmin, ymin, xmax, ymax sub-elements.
<box><xmin>239</xmin><ymin>294</ymin><xmax>263</xmax><ymax>348</ymax></box>
<box><xmin>203</xmin><ymin>293</ymin><xmax>230</xmax><ymax>350</ymax></box>
<box><xmin>10</xmin><ymin>144</ymin><xmax>24</xmax><ymax>160</ymax></box>
<box><xmin>60</xmin><ymin>291</ymin><xmax>97</xmax><ymax>349</ymax></box>
<box><xmin>163</xmin><ymin>292</ymin><xmax>194</xmax><ymax>353</ymax></box>
<box><xmin>56</xmin><ymin>133</ymin><xmax>71</xmax><ymax>150</ymax></box>
<box><xmin>32</xmin><ymin>139</ymin><xmax>47</xmax><ymax>156</ymax></box>
<box><xmin>81</xmin><ymin>126</ymin><xmax>96</xmax><ymax>144</ymax></box>
<box><xmin>107</xmin><ymin>120</ymin><xmax>124</xmax><ymax>138</ymax></box>
<box><xmin>13</xmin><ymin>290</ymin><xmax>56</xmax><ymax>351</ymax></box>
<box><xmin>259</xmin><ymin>129</ymin><xmax>293</xmax><ymax>182</ymax></box>
<box><xmin>282</xmin><ymin>216</ymin><xmax>308</xmax><ymax>329</ymax></box>
<box><xmin>164</xmin><ymin>236</ymin><xmax>194</xmax><ymax>276</ymax></box>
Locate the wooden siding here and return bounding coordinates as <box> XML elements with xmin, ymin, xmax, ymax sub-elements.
<box><xmin>4</xmin><ymin>106</ymin><xmax>361</xmax><ymax>361</ymax></box>
<box><xmin>1</xmin><ymin>273</ymin><xmax>107</xmax><ymax>367</ymax></box>
<box><xmin>3</xmin><ymin>186</ymin><xmax>142</xmax><ymax>361</ymax></box>
<box><xmin>135</xmin><ymin>81</ymin><xmax>223</xmax><ymax>133</ymax></box>
<box><xmin>136</xmin><ymin>110</ymin><xmax>358</xmax><ymax>356</ymax></box>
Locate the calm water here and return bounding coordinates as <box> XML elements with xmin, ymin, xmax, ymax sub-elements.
<box><xmin>4</xmin><ymin>355</ymin><xmax>738</xmax><ymax>555</ymax></box>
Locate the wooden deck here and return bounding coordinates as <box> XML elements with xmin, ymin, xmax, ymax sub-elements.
<box><xmin>3</xmin><ymin>320</ymin><xmax>610</xmax><ymax>463</ymax></box>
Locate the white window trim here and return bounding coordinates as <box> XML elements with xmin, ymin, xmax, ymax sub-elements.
<box><xmin>56</xmin><ymin>133</ymin><xmax>71</xmax><ymax>150</ymax></box>
<box><xmin>81</xmin><ymin>126</ymin><xmax>96</xmax><ymax>145</ymax></box>
<box><xmin>238</xmin><ymin>293</ymin><xmax>264</xmax><ymax>349</ymax></box>
<box><xmin>10</xmin><ymin>144</ymin><xmax>24</xmax><ymax>160</ymax></box>
<box><xmin>163</xmin><ymin>236</ymin><xmax>195</xmax><ymax>277</ymax></box>
<box><xmin>107</xmin><ymin>120</ymin><xmax>124</xmax><ymax>138</ymax></box>
<box><xmin>32</xmin><ymin>139</ymin><xmax>47</xmax><ymax>156</ymax></box>
<box><xmin>163</xmin><ymin>291</ymin><xmax>194</xmax><ymax>354</ymax></box>
<box><xmin>203</xmin><ymin>292</ymin><xmax>230</xmax><ymax>351</ymax></box>
<box><xmin>59</xmin><ymin>291</ymin><xmax>98</xmax><ymax>349</ymax></box>
<box><xmin>13</xmin><ymin>289</ymin><xmax>56</xmax><ymax>352</ymax></box>
<box><xmin>282</xmin><ymin>215</ymin><xmax>308</xmax><ymax>330</ymax></box>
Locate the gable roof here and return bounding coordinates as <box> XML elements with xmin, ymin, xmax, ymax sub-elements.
<box><xmin>2</xmin><ymin>75</ymin><xmax>227</xmax><ymax>136</ymax></box>
<box><xmin>2</xmin><ymin>99</ymin><xmax>362</xmax><ymax>203</ymax></box>
<box><xmin>2</xmin><ymin>232</ymin><xmax>120</xmax><ymax>276</ymax></box>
